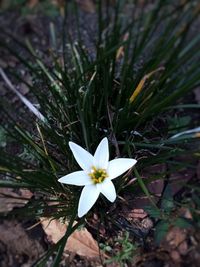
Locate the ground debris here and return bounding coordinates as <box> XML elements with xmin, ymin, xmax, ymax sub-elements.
<box><xmin>0</xmin><ymin>188</ymin><xmax>33</xmax><ymax>213</ymax></box>
<box><xmin>0</xmin><ymin>220</ymin><xmax>45</xmax><ymax>267</ymax></box>
<box><xmin>41</xmin><ymin>218</ymin><xmax>101</xmax><ymax>260</ymax></box>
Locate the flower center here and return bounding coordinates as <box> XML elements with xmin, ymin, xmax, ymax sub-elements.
<box><xmin>89</xmin><ymin>167</ymin><xmax>108</xmax><ymax>184</ymax></box>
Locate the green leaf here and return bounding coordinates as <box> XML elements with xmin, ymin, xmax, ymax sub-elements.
<box><xmin>174</xmin><ymin>218</ymin><xmax>192</xmax><ymax>228</ymax></box>
<box><xmin>144</xmin><ymin>205</ymin><xmax>161</xmax><ymax>219</ymax></box>
<box><xmin>154</xmin><ymin>221</ymin><xmax>169</xmax><ymax>244</ymax></box>
<box><xmin>161</xmin><ymin>184</ymin><xmax>174</xmax><ymax>213</ymax></box>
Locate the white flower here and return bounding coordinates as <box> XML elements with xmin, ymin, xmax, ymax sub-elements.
<box><xmin>58</xmin><ymin>137</ymin><xmax>137</xmax><ymax>217</ymax></box>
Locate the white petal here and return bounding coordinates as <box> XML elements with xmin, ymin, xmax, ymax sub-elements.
<box><xmin>97</xmin><ymin>179</ymin><xmax>116</xmax><ymax>202</ymax></box>
<box><xmin>58</xmin><ymin>171</ymin><xmax>92</xmax><ymax>186</ymax></box>
<box><xmin>107</xmin><ymin>158</ymin><xmax>137</xmax><ymax>179</ymax></box>
<box><xmin>94</xmin><ymin>137</ymin><xmax>109</xmax><ymax>169</ymax></box>
<box><xmin>78</xmin><ymin>184</ymin><xmax>100</xmax><ymax>217</ymax></box>
<box><xmin>69</xmin><ymin>142</ymin><xmax>94</xmax><ymax>172</ymax></box>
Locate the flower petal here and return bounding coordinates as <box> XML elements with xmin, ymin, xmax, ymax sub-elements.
<box><xmin>97</xmin><ymin>179</ymin><xmax>116</xmax><ymax>202</ymax></box>
<box><xmin>69</xmin><ymin>141</ymin><xmax>94</xmax><ymax>172</ymax></box>
<box><xmin>78</xmin><ymin>184</ymin><xmax>100</xmax><ymax>217</ymax></box>
<box><xmin>107</xmin><ymin>158</ymin><xmax>137</xmax><ymax>179</ymax></box>
<box><xmin>58</xmin><ymin>171</ymin><xmax>92</xmax><ymax>186</ymax></box>
<box><xmin>94</xmin><ymin>137</ymin><xmax>109</xmax><ymax>169</ymax></box>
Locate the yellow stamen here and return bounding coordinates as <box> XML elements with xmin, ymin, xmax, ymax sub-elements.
<box><xmin>89</xmin><ymin>167</ymin><xmax>108</xmax><ymax>184</ymax></box>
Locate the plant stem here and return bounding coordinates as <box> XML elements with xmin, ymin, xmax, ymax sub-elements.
<box><xmin>133</xmin><ymin>167</ymin><xmax>159</xmax><ymax>211</ymax></box>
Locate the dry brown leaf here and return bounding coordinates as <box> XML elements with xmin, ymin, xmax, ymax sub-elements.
<box><xmin>161</xmin><ymin>226</ymin><xmax>188</xmax><ymax>265</ymax></box>
<box><xmin>66</xmin><ymin>228</ymin><xmax>100</xmax><ymax>258</ymax></box>
<box><xmin>127</xmin><ymin>209</ymin><xmax>148</xmax><ymax>219</ymax></box>
<box><xmin>126</xmin><ymin>196</ymin><xmax>158</xmax><ymax>210</ymax></box>
<box><xmin>169</xmin><ymin>168</ymin><xmax>194</xmax><ymax>196</ymax></box>
<box><xmin>41</xmin><ymin>218</ymin><xmax>100</xmax><ymax>258</ymax></box>
<box><xmin>143</xmin><ymin>164</ymin><xmax>166</xmax><ymax>196</ymax></box>
<box><xmin>165</xmin><ymin>227</ymin><xmax>186</xmax><ymax>248</ymax></box>
<box><xmin>179</xmin><ymin>207</ymin><xmax>193</xmax><ymax>220</ymax></box>
<box><xmin>0</xmin><ymin>188</ymin><xmax>33</xmax><ymax>213</ymax></box>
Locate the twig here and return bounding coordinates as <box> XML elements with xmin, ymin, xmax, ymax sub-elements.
<box><xmin>0</xmin><ymin>67</ymin><xmax>45</xmax><ymax>122</ymax></box>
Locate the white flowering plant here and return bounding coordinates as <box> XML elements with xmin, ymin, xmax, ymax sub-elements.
<box><xmin>0</xmin><ymin>0</ymin><xmax>200</xmax><ymax>265</ymax></box>
<box><xmin>59</xmin><ymin>137</ymin><xmax>137</xmax><ymax>217</ymax></box>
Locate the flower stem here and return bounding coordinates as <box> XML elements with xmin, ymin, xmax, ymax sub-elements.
<box><xmin>52</xmin><ymin>203</ymin><xmax>84</xmax><ymax>267</ymax></box>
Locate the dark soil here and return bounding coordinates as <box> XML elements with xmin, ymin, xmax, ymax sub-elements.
<box><xmin>0</xmin><ymin>219</ymin><xmax>46</xmax><ymax>267</ymax></box>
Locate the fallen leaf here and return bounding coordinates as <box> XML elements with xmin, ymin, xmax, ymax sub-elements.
<box><xmin>126</xmin><ymin>195</ymin><xmax>158</xmax><ymax>210</ymax></box>
<box><xmin>66</xmin><ymin>228</ymin><xmax>100</xmax><ymax>258</ymax></box>
<box><xmin>169</xmin><ymin>168</ymin><xmax>194</xmax><ymax>196</ymax></box>
<box><xmin>143</xmin><ymin>164</ymin><xmax>166</xmax><ymax>196</ymax></box>
<box><xmin>0</xmin><ymin>188</ymin><xmax>33</xmax><ymax>213</ymax></box>
<box><xmin>127</xmin><ymin>209</ymin><xmax>148</xmax><ymax>219</ymax></box>
<box><xmin>179</xmin><ymin>207</ymin><xmax>193</xmax><ymax>220</ymax></box>
<box><xmin>165</xmin><ymin>227</ymin><xmax>186</xmax><ymax>248</ymax></box>
<box><xmin>147</xmin><ymin>179</ymin><xmax>164</xmax><ymax>196</ymax></box>
<box><xmin>41</xmin><ymin>218</ymin><xmax>100</xmax><ymax>258</ymax></box>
